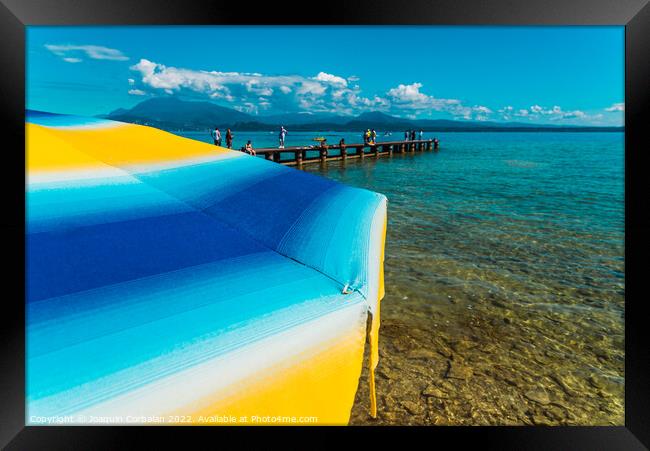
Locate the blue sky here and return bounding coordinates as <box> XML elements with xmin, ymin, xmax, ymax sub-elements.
<box><xmin>27</xmin><ymin>26</ymin><xmax>624</xmax><ymax>125</ymax></box>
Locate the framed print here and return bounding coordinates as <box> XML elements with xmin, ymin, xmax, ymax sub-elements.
<box><xmin>1</xmin><ymin>0</ymin><xmax>648</xmax><ymax>448</ymax></box>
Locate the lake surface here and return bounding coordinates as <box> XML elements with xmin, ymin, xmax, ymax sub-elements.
<box><xmin>179</xmin><ymin>130</ymin><xmax>625</xmax><ymax>425</ymax></box>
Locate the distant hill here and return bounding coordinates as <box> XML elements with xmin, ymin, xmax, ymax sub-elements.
<box><xmin>103</xmin><ymin>98</ymin><xmax>624</xmax><ymax>132</ymax></box>
<box><xmin>347</xmin><ymin>111</ymin><xmax>413</xmax><ymax>129</ymax></box>
<box><xmin>105</xmin><ymin>97</ymin><xmax>252</xmax><ymax>129</ymax></box>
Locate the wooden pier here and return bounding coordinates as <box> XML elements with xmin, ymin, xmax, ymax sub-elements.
<box><xmin>251</xmin><ymin>139</ymin><xmax>439</xmax><ymax>166</ymax></box>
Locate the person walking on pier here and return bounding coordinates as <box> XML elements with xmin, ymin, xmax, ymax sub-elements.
<box><xmin>226</xmin><ymin>128</ymin><xmax>233</xmax><ymax>149</ymax></box>
<box><xmin>211</xmin><ymin>126</ymin><xmax>222</xmax><ymax>147</ymax></box>
<box><xmin>371</xmin><ymin>129</ymin><xmax>377</xmax><ymax>145</ymax></box>
<box><xmin>279</xmin><ymin>126</ymin><xmax>288</xmax><ymax>149</ymax></box>
<box><xmin>404</xmin><ymin>130</ymin><xmax>409</xmax><ymax>141</ymax></box>
<box><xmin>419</xmin><ymin>129</ymin><xmax>423</xmax><ymax>141</ymax></box>
<box><xmin>410</xmin><ymin>130</ymin><xmax>416</xmax><ymax>141</ymax></box>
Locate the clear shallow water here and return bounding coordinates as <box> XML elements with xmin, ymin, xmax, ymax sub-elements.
<box><xmin>180</xmin><ymin>130</ymin><xmax>625</xmax><ymax>425</ymax></box>
<box><xmin>307</xmin><ymin>132</ymin><xmax>625</xmax><ymax>309</ymax></box>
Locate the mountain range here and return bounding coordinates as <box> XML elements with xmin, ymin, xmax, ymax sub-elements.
<box><xmin>103</xmin><ymin>98</ymin><xmax>623</xmax><ymax>132</ymax></box>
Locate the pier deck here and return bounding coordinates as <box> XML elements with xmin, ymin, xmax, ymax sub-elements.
<box><xmin>249</xmin><ymin>139</ymin><xmax>439</xmax><ymax>165</ymax></box>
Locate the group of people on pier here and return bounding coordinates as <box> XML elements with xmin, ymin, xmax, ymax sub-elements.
<box><xmin>209</xmin><ymin>124</ymin><xmax>290</xmax><ymax>154</ymax></box>
<box><xmin>363</xmin><ymin>129</ymin><xmax>378</xmax><ymax>145</ymax></box>
<box><xmin>210</xmin><ymin>124</ymin><xmax>439</xmax><ymax>156</ymax></box>
<box><xmin>404</xmin><ymin>129</ymin><xmax>424</xmax><ymax>141</ymax></box>
<box><xmin>210</xmin><ymin>127</ymin><xmax>235</xmax><ymax>149</ymax></box>
<box><xmin>210</xmin><ymin>126</ymin><xmax>256</xmax><ymax>155</ymax></box>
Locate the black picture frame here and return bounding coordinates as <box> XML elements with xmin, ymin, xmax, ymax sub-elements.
<box><xmin>1</xmin><ymin>0</ymin><xmax>648</xmax><ymax>448</ymax></box>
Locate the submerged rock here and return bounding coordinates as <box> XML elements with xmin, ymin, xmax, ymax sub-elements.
<box><xmin>422</xmin><ymin>385</ymin><xmax>449</xmax><ymax>398</ymax></box>
<box><xmin>450</xmin><ymin>339</ymin><xmax>475</xmax><ymax>352</ymax></box>
<box><xmin>545</xmin><ymin>405</ymin><xmax>567</xmax><ymax>421</ymax></box>
<box><xmin>531</xmin><ymin>414</ymin><xmax>554</xmax><ymax>425</ymax></box>
<box><xmin>524</xmin><ymin>388</ymin><xmax>551</xmax><ymax>405</ymax></box>
<box><xmin>550</xmin><ymin>374</ymin><xmax>579</xmax><ymax>397</ymax></box>
<box><xmin>588</xmin><ymin>374</ymin><xmax>622</xmax><ymax>393</ymax></box>
<box><xmin>377</xmin><ymin>367</ymin><xmax>395</xmax><ymax>380</ymax></box>
<box><xmin>445</xmin><ymin>361</ymin><xmax>473</xmax><ymax>380</ymax></box>
<box><xmin>401</xmin><ymin>400</ymin><xmax>425</xmax><ymax>416</ymax></box>
<box><xmin>407</xmin><ymin>348</ymin><xmax>438</xmax><ymax>360</ymax></box>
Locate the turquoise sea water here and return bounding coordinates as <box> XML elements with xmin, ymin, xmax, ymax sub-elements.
<box><xmin>179</xmin><ymin>129</ymin><xmax>625</xmax><ymax>425</ymax></box>
<box><xmin>181</xmin><ymin>130</ymin><xmax>624</xmax><ymax>301</ymax></box>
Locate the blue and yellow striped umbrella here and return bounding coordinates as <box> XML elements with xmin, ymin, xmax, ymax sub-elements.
<box><xmin>26</xmin><ymin>111</ymin><xmax>387</xmax><ymax>425</ymax></box>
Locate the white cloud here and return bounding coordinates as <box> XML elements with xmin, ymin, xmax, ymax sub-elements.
<box><xmin>545</xmin><ymin>106</ymin><xmax>562</xmax><ymax>115</ymax></box>
<box><xmin>128</xmin><ymin>89</ymin><xmax>147</xmax><ymax>96</ymax></box>
<box><xmin>45</xmin><ymin>44</ymin><xmax>129</xmax><ymax>62</ymax></box>
<box><xmin>296</xmin><ymin>80</ymin><xmax>327</xmax><ymax>96</ymax></box>
<box><xmin>516</xmin><ymin>104</ymin><xmax>587</xmax><ymax>120</ymax></box>
<box><xmin>234</xmin><ymin>102</ymin><xmax>259</xmax><ymax>115</ymax></box>
<box><xmin>387</xmin><ymin>83</ymin><xmax>428</xmax><ymax>104</ymax></box>
<box><xmin>498</xmin><ymin>106</ymin><xmax>514</xmax><ymax>120</ymax></box>
<box><xmin>129</xmin><ymin>60</ymin><xmax>491</xmax><ymax>119</ymax></box>
<box><xmin>129</xmin><ymin>58</ymin><xmax>380</xmax><ymax>115</ymax></box>
<box><xmin>507</xmin><ymin>104</ymin><xmax>608</xmax><ymax>124</ymax></box>
<box><xmin>556</xmin><ymin>110</ymin><xmax>586</xmax><ymax>119</ymax></box>
<box><xmin>314</xmin><ymin>72</ymin><xmax>348</xmax><ymax>87</ymax></box>
<box><xmin>245</xmin><ymin>80</ymin><xmax>274</xmax><ymax>96</ymax></box>
<box><xmin>126</xmin><ymin>58</ymin><xmax>606</xmax><ymax>124</ymax></box>
<box><xmin>473</xmin><ymin>106</ymin><xmax>492</xmax><ymax>114</ymax></box>
<box><xmin>131</xmin><ymin>59</ymin><xmax>300</xmax><ymax>100</ymax></box>
<box><xmin>385</xmin><ymin>82</ymin><xmax>480</xmax><ymax>118</ymax></box>
<box><xmin>605</xmin><ymin>102</ymin><xmax>624</xmax><ymax>112</ymax></box>
<box><xmin>549</xmin><ymin>106</ymin><xmax>584</xmax><ymax>119</ymax></box>
<box><xmin>331</xmin><ymin>89</ymin><xmax>346</xmax><ymax>100</ymax></box>
<box><xmin>470</xmin><ymin>106</ymin><xmax>493</xmax><ymax>122</ymax></box>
